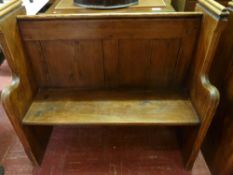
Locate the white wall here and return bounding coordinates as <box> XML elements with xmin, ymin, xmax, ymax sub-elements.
<box><xmin>22</xmin><ymin>0</ymin><xmax>49</xmax><ymax>15</ymax></box>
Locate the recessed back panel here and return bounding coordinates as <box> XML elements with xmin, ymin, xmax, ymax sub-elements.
<box><xmin>18</xmin><ymin>15</ymin><xmax>201</xmax><ymax>90</ymax></box>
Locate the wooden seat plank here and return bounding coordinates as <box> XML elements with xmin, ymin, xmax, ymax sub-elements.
<box><xmin>23</xmin><ymin>89</ymin><xmax>200</xmax><ymax>125</ymax></box>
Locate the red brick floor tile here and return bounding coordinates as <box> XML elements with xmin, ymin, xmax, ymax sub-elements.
<box><xmin>0</xmin><ymin>60</ymin><xmax>11</xmax><ymax>93</ymax></box>
<box><xmin>0</xmin><ymin>106</ymin><xmax>34</xmax><ymax>175</ymax></box>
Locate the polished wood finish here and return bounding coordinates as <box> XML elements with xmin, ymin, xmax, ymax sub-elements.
<box><xmin>0</xmin><ymin>59</ymin><xmax>211</xmax><ymax>174</ymax></box>
<box><xmin>23</xmin><ymin>89</ymin><xmax>199</xmax><ymax>125</ymax></box>
<box><xmin>0</xmin><ymin>0</ymin><xmax>21</xmax><ymax>16</ymax></box>
<box><xmin>180</xmin><ymin>1</ymin><xmax>228</xmax><ymax>169</ymax></box>
<box><xmin>19</xmin><ymin>17</ymin><xmax>200</xmax><ymax>88</ymax></box>
<box><xmin>0</xmin><ymin>0</ymin><xmax>52</xmax><ymax>166</ymax></box>
<box><xmin>203</xmin><ymin>2</ymin><xmax>233</xmax><ymax>175</ymax></box>
<box><xmin>1</xmin><ymin>0</ymin><xmax>229</xmax><ymax>170</ymax></box>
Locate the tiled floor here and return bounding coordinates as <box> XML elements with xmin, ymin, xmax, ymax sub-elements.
<box><xmin>0</xmin><ymin>61</ymin><xmax>11</xmax><ymax>92</ymax></box>
<box><xmin>0</xmin><ymin>60</ymin><xmax>211</xmax><ymax>175</ymax></box>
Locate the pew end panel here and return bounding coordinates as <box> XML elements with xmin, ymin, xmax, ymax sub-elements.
<box><xmin>1</xmin><ymin>0</ymin><xmax>228</xmax><ymax>169</ymax></box>
<box><xmin>182</xmin><ymin>0</ymin><xmax>229</xmax><ymax>169</ymax></box>
<box><xmin>0</xmin><ymin>2</ymin><xmax>53</xmax><ymax>165</ymax></box>
<box><xmin>202</xmin><ymin>1</ymin><xmax>233</xmax><ymax>174</ymax></box>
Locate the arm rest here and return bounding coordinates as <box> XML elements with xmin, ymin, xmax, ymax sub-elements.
<box><xmin>191</xmin><ymin>0</ymin><xmax>228</xmax><ymax>123</ymax></box>
<box><xmin>1</xmin><ymin>75</ymin><xmax>33</xmax><ymax>127</ymax></box>
<box><xmin>191</xmin><ymin>75</ymin><xmax>219</xmax><ymax>123</ymax></box>
<box><xmin>1</xmin><ymin>76</ymin><xmax>39</xmax><ymax>163</ymax></box>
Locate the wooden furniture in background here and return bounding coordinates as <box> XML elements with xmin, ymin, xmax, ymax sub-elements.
<box><xmin>0</xmin><ymin>0</ymin><xmax>229</xmax><ymax>170</ymax></box>
<box><xmin>202</xmin><ymin>1</ymin><xmax>233</xmax><ymax>175</ymax></box>
<box><xmin>172</xmin><ymin>0</ymin><xmax>230</xmax><ymax>11</ymax></box>
<box><xmin>73</xmin><ymin>0</ymin><xmax>139</xmax><ymax>9</ymax></box>
<box><xmin>45</xmin><ymin>0</ymin><xmax>175</xmax><ymax>14</ymax></box>
<box><xmin>0</xmin><ymin>0</ymin><xmax>21</xmax><ymax>15</ymax></box>
<box><xmin>0</xmin><ymin>0</ymin><xmax>21</xmax><ymax>66</ymax></box>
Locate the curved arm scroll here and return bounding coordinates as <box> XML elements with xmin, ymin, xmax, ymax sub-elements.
<box><xmin>191</xmin><ymin>0</ymin><xmax>229</xmax><ymax>122</ymax></box>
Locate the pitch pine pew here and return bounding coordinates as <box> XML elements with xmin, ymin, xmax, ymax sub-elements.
<box><xmin>202</xmin><ymin>1</ymin><xmax>233</xmax><ymax>174</ymax></box>
<box><xmin>0</xmin><ymin>0</ymin><xmax>229</xmax><ymax>169</ymax></box>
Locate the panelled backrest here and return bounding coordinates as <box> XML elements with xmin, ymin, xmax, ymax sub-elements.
<box><xmin>18</xmin><ymin>14</ymin><xmax>202</xmax><ymax>90</ymax></box>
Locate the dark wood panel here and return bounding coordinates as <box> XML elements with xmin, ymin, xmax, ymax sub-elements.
<box><xmin>26</xmin><ymin>38</ymin><xmax>197</xmax><ymax>89</ymax></box>
<box><xmin>27</xmin><ymin>40</ymin><xmax>105</xmax><ymax>88</ymax></box>
<box><xmin>24</xmin><ymin>41</ymin><xmax>49</xmax><ymax>86</ymax></box>
<box><xmin>118</xmin><ymin>39</ymin><xmax>150</xmax><ymax>87</ymax></box>
<box><xmin>20</xmin><ymin>15</ymin><xmax>201</xmax><ymax>89</ymax></box>
<box><xmin>41</xmin><ymin>40</ymin><xmax>76</xmax><ymax>87</ymax></box>
<box><xmin>173</xmin><ymin>33</ymin><xmax>199</xmax><ymax>87</ymax></box>
<box><xmin>18</xmin><ymin>17</ymin><xmax>201</xmax><ymax>40</ymax></box>
<box><xmin>149</xmin><ymin>39</ymin><xmax>181</xmax><ymax>88</ymax></box>
<box><xmin>74</xmin><ymin>40</ymin><xmax>105</xmax><ymax>88</ymax></box>
<box><xmin>103</xmin><ymin>39</ymin><xmax>119</xmax><ymax>88</ymax></box>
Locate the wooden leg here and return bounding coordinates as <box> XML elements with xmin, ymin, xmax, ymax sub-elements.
<box><xmin>9</xmin><ymin>124</ymin><xmax>53</xmax><ymax>166</ymax></box>
<box><xmin>24</xmin><ymin>126</ymin><xmax>53</xmax><ymax>165</ymax></box>
<box><xmin>179</xmin><ymin>126</ymin><xmax>201</xmax><ymax>170</ymax></box>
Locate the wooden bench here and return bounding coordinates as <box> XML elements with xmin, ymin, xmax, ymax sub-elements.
<box><xmin>0</xmin><ymin>0</ymin><xmax>229</xmax><ymax>169</ymax></box>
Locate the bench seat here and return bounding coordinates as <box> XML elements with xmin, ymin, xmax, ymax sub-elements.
<box><xmin>23</xmin><ymin>89</ymin><xmax>199</xmax><ymax>125</ymax></box>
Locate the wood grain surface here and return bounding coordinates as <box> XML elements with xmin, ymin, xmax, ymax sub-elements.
<box><xmin>0</xmin><ymin>61</ymin><xmax>211</xmax><ymax>175</ymax></box>
<box><xmin>0</xmin><ymin>0</ymin><xmax>228</xmax><ymax>170</ymax></box>
<box><xmin>23</xmin><ymin>89</ymin><xmax>199</xmax><ymax>125</ymax></box>
<box><xmin>19</xmin><ymin>16</ymin><xmax>201</xmax><ymax>89</ymax></box>
<box><xmin>203</xmin><ymin>2</ymin><xmax>233</xmax><ymax>175</ymax></box>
